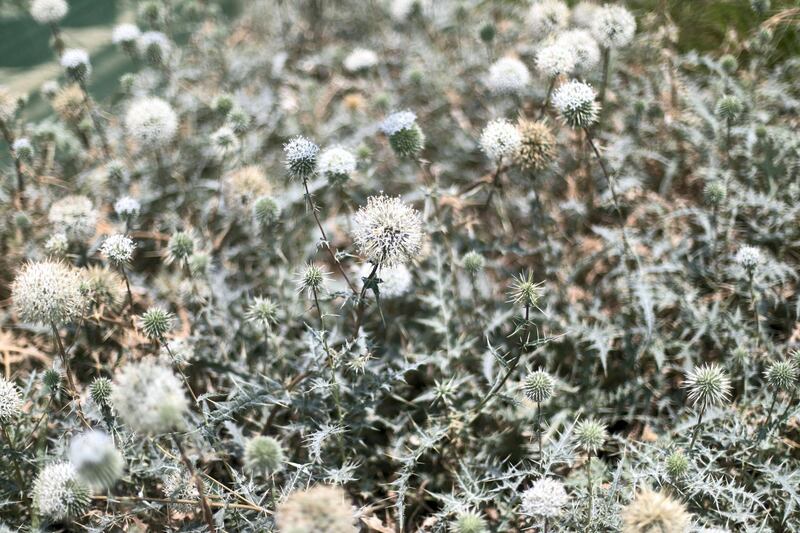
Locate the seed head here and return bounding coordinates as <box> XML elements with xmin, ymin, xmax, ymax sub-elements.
<box><xmin>683</xmin><ymin>363</ymin><xmax>731</xmax><ymax>409</ymax></box>
<box><xmin>487</xmin><ymin>57</ymin><xmax>531</xmax><ymax>95</ymax></box>
<box><xmin>0</xmin><ymin>377</ymin><xmax>22</xmax><ymax>421</ymax></box>
<box><xmin>552</xmin><ymin>80</ymin><xmax>599</xmax><ymax>128</ymax></box>
<box><xmin>110</xmin><ymin>358</ymin><xmax>188</xmax><ymax>434</ymax></box>
<box><xmin>480</xmin><ymin>119</ymin><xmax>522</xmax><ymax>161</ymax></box>
<box><xmin>31</xmin><ymin>462</ymin><xmax>91</xmax><ymax>521</ymax></box>
<box><xmin>245</xmin><ymin>297</ymin><xmax>279</xmax><ymax>330</ymax></box>
<box><xmin>507</xmin><ymin>271</ymin><xmax>544</xmax><ymax>310</ymax></box>
<box><xmin>524</xmin><ymin>370</ymin><xmax>555</xmax><ymax>403</ymax></box>
<box><xmin>764</xmin><ymin>360</ymin><xmax>797</xmax><ymax>391</ymax></box>
<box><xmin>125</xmin><ymin>97</ymin><xmax>178</xmax><ymax>149</ymax></box>
<box><xmin>139</xmin><ymin>307</ymin><xmax>174</xmax><ymax>339</ymax></box>
<box><xmin>12</xmin><ymin>260</ymin><xmax>85</xmax><ymax>325</ymax></box>
<box><xmin>162</xmin><ymin>467</ymin><xmax>199</xmax><ymax>510</ymax></box>
<box><xmin>318</xmin><ymin>146</ymin><xmax>357</xmax><ymax>185</ymax></box>
<box><xmin>450</xmin><ymin>510</ymin><xmax>487</xmax><ymax>533</ymax></box>
<box><xmin>61</xmin><ymin>49</ymin><xmax>92</xmax><ymax>83</ymax></box>
<box><xmin>276</xmin><ymin>485</ymin><xmax>357</xmax><ymax>533</ymax></box>
<box><xmin>44</xmin><ymin>233</ymin><xmax>69</xmax><ymax>256</ymax></box>
<box><xmin>69</xmin><ymin>430</ymin><xmax>124</xmax><ymax>489</ymax></box>
<box><xmin>100</xmin><ymin>234</ymin><xmax>136</xmax><ymax>266</ymax></box>
<box><xmin>30</xmin><ymin>0</ymin><xmax>68</xmax><ymax>24</ymax></box>
<box><xmin>520</xmin><ymin>477</ymin><xmax>569</xmax><ymax>518</ymax></box>
<box><xmin>462</xmin><ymin>251</ymin><xmax>486</xmax><ymax>275</ymax></box>
<box><xmin>527</xmin><ymin>1</ymin><xmax>570</xmax><ymax>36</ymax></box>
<box><xmin>284</xmin><ymin>136</ymin><xmax>319</xmax><ymax>179</ymax></box>
<box><xmin>244</xmin><ymin>436</ymin><xmax>285</xmax><ymax>475</ymax></box>
<box><xmin>52</xmin><ymin>84</ymin><xmax>85</xmax><ymax>123</ymax></box>
<box><xmin>591</xmin><ymin>5</ymin><xmax>637</xmax><ymax>49</ymax></box>
<box><xmin>574</xmin><ymin>419</ymin><xmax>607</xmax><ymax>453</ymax></box>
<box><xmin>621</xmin><ymin>488</ymin><xmax>691</xmax><ymax>533</ymax></box>
<box><xmin>352</xmin><ymin>195</ymin><xmax>423</xmax><ymax>267</ymax></box>
<box><xmin>514</xmin><ymin>119</ymin><xmax>556</xmax><ymax>171</ymax></box>
<box><xmin>296</xmin><ymin>263</ymin><xmax>330</xmax><ymax>296</ymax></box>
<box><xmin>48</xmin><ymin>194</ymin><xmax>98</xmax><ymax>242</ymax></box>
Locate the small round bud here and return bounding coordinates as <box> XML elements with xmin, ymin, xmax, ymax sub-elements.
<box><xmin>60</xmin><ymin>49</ymin><xmax>92</xmax><ymax>83</ymax></box>
<box><xmin>508</xmin><ymin>271</ymin><xmax>544</xmax><ymax>309</ymax></box>
<box><xmin>212</xmin><ymin>94</ymin><xmax>235</xmax><ymax>116</ymax></box>
<box><xmin>479</xmin><ymin>23</ymin><xmax>496</xmax><ymax>43</ymax></box>
<box><xmin>703</xmin><ymin>180</ymin><xmax>727</xmax><ymax>206</ymax></box>
<box><xmin>524</xmin><ymin>370</ymin><xmax>554</xmax><ymax>403</ymax></box>
<box><xmin>451</xmin><ymin>510</ymin><xmax>487</xmax><ymax>533</ymax></box>
<box><xmin>318</xmin><ymin>146</ymin><xmax>357</xmax><ymax>185</ymax></box>
<box><xmin>138</xmin><ymin>31</ymin><xmax>171</xmax><ymax>65</ymax></box>
<box><xmin>210</xmin><ymin>125</ymin><xmax>239</xmax><ymax>159</ymax></box>
<box><xmin>574</xmin><ymin>419</ymin><xmax>607</xmax><ymax>454</ymax></box>
<box><xmin>139</xmin><ymin>307</ymin><xmax>174</xmax><ymax>339</ymax></box>
<box><xmin>720</xmin><ymin>54</ymin><xmax>738</xmax><ymax>73</ymax></box>
<box><xmin>296</xmin><ymin>263</ymin><xmax>330</xmax><ymax>296</ymax></box>
<box><xmin>244</xmin><ymin>436</ymin><xmax>285</xmax><ymax>475</ymax></box>
<box><xmin>90</xmin><ymin>377</ymin><xmax>113</xmax><ymax>407</ymax></box>
<box><xmin>735</xmin><ymin>245</ymin><xmax>762</xmax><ymax>274</ymax></box>
<box><xmin>283</xmin><ymin>136</ymin><xmax>319</xmax><ymax>180</ymax></box>
<box><xmin>665</xmin><ymin>450</ymin><xmax>689</xmax><ymax>479</ymax></box>
<box><xmin>716</xmin><ymin>95</ymin><xmax>743</xmax><ymax>123</ymax></box>
<box><xmin>381</xmin><ymin>111</ymin><xmax>425</xmax><ymax>158</ymax></box>
<box><xmin>462</xmin><ymin>251</ymin><xmax>485</xmax><ymax>275</ymax></box>
<box><xmin>683</xmin><ymin>363</ymin><xmax>732</xmax><ymax>409</ymax></box>
<box><xmin>166</xmin><ymin>231</ymin><xmax>195</xmax><ymax>265</ymax></box>
<box><xmin>43</xmin><ymin>368</ymin><xmax>62</xmax><ymax>394</ymax></box>
<box><xmin>69</xmin><ymin>430</ymin><xmax>124</xmax><ymax>490</ymax></box>
<box><xmin>228</xmin><ymin>107</ymin><xmax>251</xmax><ymax>134</ymax></box>
<box><xmin>245</xmin><ymin>297</ymin><xmax>279</xmax><ymax>330</ymax></box>
<box><xmin>764</xmin><ymin>361</ymin><xmax>797</xmax><ymax>391</ymax></box>
<box><xmin>254</xmin><ymin>196</ymin><xmax>281</xmax><ymax>226</ymax></box>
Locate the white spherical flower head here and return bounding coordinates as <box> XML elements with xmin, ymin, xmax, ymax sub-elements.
<box><xmin>353</xmin><ymin>195</ymin><xmax>423</xmax><ymax>267</ymax></box>
<box><xmin>100</xmin><ymin>234</ymin><xmax>136</xmax><ymax>266</ymax></box>
<box><xmin>211</xmin><ymin>125</ymin><xmax>239</xmax><ymax>159</ymax></box>
<box><xmin>487</xmin><ymin>57</ymin><xmax>531</xmax><ymax>95</ymax></box>
<box><xmin>318</xmin><ymin>146</ymin><xmax>357</xmax><ymax>181</ymax></box>
<box><xmin>359</xmin><ymin>263</ymin><xmax>412</xmax><ymax>298</ymax></box>
<box><xmin>528</xmin><ymin>0</ymin><xmax>570</xmax><ymax>37</ymax></box>
<box><xmin>112</xmin><ymin>23</ymin><xmax>141</xmax><ymax>45</ymax></box>
<box><xmin>552</xmin><ymin>80</ymin><xmax>599</xmax><ymax>128</ymax></box>
<box><xmin>31</xmin><ymin>462</ymin><xmax>91</xmax><ymax>521</ymax></box>
<box><xmin>572</xmin><ymin>1</ymin><xmax>599</xmax><ymax>28</ymax></box>
<box><xmin>0</xmin><ymin>376</ymin><xmax>22</xmax><ymax>421</ymax></box>
<box><xmin>61</xmin><ymin>49</ymin><xmax>92</xmax><ymax>82</ymax></box>
<box><xmin>521</xmin><ymin>478</ymin><xmax>569</xmax><ymax>518</ymax></box>
<box><xmin>48</xmin><ymin>194</ymin><xmax>98</xmax><ymax>242</ymax></box>
<box><xmin>114</xmin><ymin>196</ymin><xmax>141</xmax><ymax>218</ymax></box>
<box><xmin>735</xmin><ymin>245</ymin><xmax>762</xmax><ymax>273</ymax></box>
<box><xmin>480</xmin><ymin>119</ymin><xmax>522</xmax><ymax>161</ymax></box>
<box><xmin>110</xmin><ymin>358</ymin><xmax>189</xmax><ymax>434</ymax></box>
<box><xmin>683</xmin><ymin>363</ymin><xmax>732</xmax><ymax>409</ymax></box>
<box><xmin>380</xmin><ymin>110</ymin><xmax>417</xmax><ymax>136</ymax></box>
<box><xmin>137</xmin><ymin>31</ymin><xmax>171</xmax><ymax>62</ymax></box>
<box><xmin>555</xmin><ymin>30</ymin><xmax>601</xmax><ymax>72</ymax></box>
<box><xmin>69</xmin><ymin>430</ymin><xmax>125</xmax><ymax>489</ymax></box>
<box><xmin>30</xmin><ymin>0</ymin><xmax>68</xmax><ymax>24</ymax></box>
<box><xmin>283</xmin><ymin>135</ymin><xmax>319</xmax><ymax>179</ymax></box>
<box><xmin>12</xmin><ymin>260</ymin><xmax>85</xmax><ymax>326</ymax></box>
<box><xmin>591</xmin><ymin>5</ymin><xmax>636</xmax><ymax>49</ymax></box>
<box><xmin>125</xmin><ymin>97</ymin><xmax>178</xmax><ymax>148</ymax></box>
<box><xmin>344</xmin><ymin>48</ymin><xmax>379</xmax><ymax>72</ymax></box>
<box><xmin>535</xmin><ymin>43</ymin><xmax>577</xmax><ymax>77</ymax></box>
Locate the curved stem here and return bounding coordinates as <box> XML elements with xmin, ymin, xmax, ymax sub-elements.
<box><xmin>171</xmin><ymin>435</ymin><xmax>217</xmax><ymax>532</ymax></box>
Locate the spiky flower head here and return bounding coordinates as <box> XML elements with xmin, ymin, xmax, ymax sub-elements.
<box><xmin>254</xmin><ymin>196</ymin><xmax>281</xmax><ymax>226</ymax></box>
<box><xmin>487</xmin><ymin>57</ymin><xmax>531</xmax><ymax>95</ymax></box>
<box><xmin>110</xmin><ymin>358</ymin><xmax>188</xmax><ymax>434</ymax></box>
<box><xmin>30</xmin><ymin>0</ymin><xmax>68</xmax><ymax>24</ymax></box>
<box><xmin>514</xmin><ymin>119</ymin><xmax>556</xmax><ymax>171</ymax></box>
<box><xmin>665</xmin><ymin>451</ymin><xmax>689</xmax><ymax>479</ymax></box>
<box><xmin>12</xmin><ymin>260</ymin><xmax>85</xmax><ymax>325</ymax></box>
<box><xmin>574</xmin><ymin>419</ymin><xmax>607</xmax><ymax>453</ymax></box>
<box><xmin>211</xmin><ymin>93</ymin><xmax>235</xmax><ymax>115</ymax></box>
<box><xmin>524</xmin><ymin>370</ymin><xmax>554</xmax><ymax>403</ymax></box>
<box><xmin>552</xmin><ymin>80</ymin><xmax>599</xmax><ymax>128</ymax></box>
<box><xmin>703</xmin><ymin>180</ymin><xmax>727</xmax><ymax>206</ymax></box>
<box><xmin>450</xmin><ymin>510</ymin><xmax>487</xmax><ymax>533</ymax></box>
<box><xmin>480</xmin><ymin>119</ymin><xmax>522</xmax><ymax>161</ymax></box>
<box><xmin>112</xmin><ymin>23</ymin><xmax>141</xmax><ymax>46</ymax></box>
<box><xmin>716</xmin><ymin>95</ymin><xmax>743</xmax><ymax>123</ymax></box>
<box><xmin>48</xmin><ymin>194</ymin><xmax>98</xmax><ymax>242</ymax></box>
<box><xmin>343</xmin><ymin>48</ymin><xmax>379</xmax><ymax>72</ymax></box>
<box><xmin>381</xmin><ymin>111</ymin><xmax>425</xmax><ymax>157</ymax></box>
<box><xmin>535</xmin><ymin>43</ymin><xmax>576</xmax><ymax>77</ymax></box>
<box><xmin>12</xmin><ymin>137</ymin><xmax>34</xmax><ymax>162</ymax></box>
<box><xmin>139</xmin><ymin>307</ymin><xmax>174</xmax><ymax>339</ymax></box>
<box><xmin>352</xmin><ymin>195</ymin><xmax>423</xmax><ymax>267</ymax></box>
<box><xmin>245</xmin><ymin>297</ymin><xmax>279</xmax><ymax>330</ymax></box>
<box><xmin>555</xmin><ymin>29</ymin><xmax>601</xmax><ymax>72</ymax></box>
<box><xmin>61</xmin><ymin>49</ymin><xmax>91</xmax><ymax>83</ymax></box>
<box><xmin>82</xmin><ymin>265</ymin><xmax>125</xmax><ymax>307</ymax></box>
<box><xmin>520</xmin><ymin>477</ymin><xmax>569</xmax><ymax>518</ymax></box>
<box><xmin>621</xmin><ymin>487</ymin><xmax>691</xmax><ymax>533</ymax></box>
<box><xmin>318</xmin><ymin>146</ymin><xmax>357</xmax><ymax>185</ymax></box>
<box><xmin>462</xmin><ymin>251</ymin><xmax>486</xmax><ymax>275</ymax></box>
<box><xmin>211</xmin><ymin>125</ymin><xmax>239</xmax><ymax>159</ymax></box>
<box><xmin>90</xmin><ymin>377</ymin><xmax>112</xmax><ymax>407</ymax></box>
<box><xmin>683</xmin><ymin>363</ymin><xmax>731</xmax><ymax>409</ymax></box>
<box><xmin>735</xmin><ymin>245</ymin><xmax>762</xmax><ymax>273</ymax></box>
<box><xmin>275</xmin><ymin>485</ymin><xmax>357</xmax><ymax>533</ymax></box>
<box><xmin>283</xmin><ymin>136</ymin><xmax>319</xmax><ymax>180</ymax></box>
<box><xmin>507</xmin><ymin>271</ymin><xmax>544</xmax><ymax>310</ymax></box>
<box><xmin>296</xmin><ymin>263</ymin><xmax>330</xmax><ymax>296</ymax></box>
<box><xmin>0</xmin><ymin>377</ymin><xmax>22</xmax><ymax>421</ymax></box>
<box><xmin>764</xmin><ymin>360</ymin><xmax>797</xmax><ymax>391</ymax></box>
<box><xmin>0</xmin><ymin>86</ymin><xmax>18</xmax><ymax>122</ymax></box>
<box><xmin>44</xmin><ymin>233</ymin><xmax>69</xmax><ymax>256</ymax></box>
<box><xmin>137</xmin><ymin>31</ymin><xmax>171</xmax><ymax>64</ymax></box>
<box><xmin>52</xmin><ymin>84</ymin><xmax>85</xmax><ymax>123</ymax></box>
<box><xmin>166</xmin><ymin>231</ymin><xmax>195</xmax><ymax>265</ymax></box>
<box><xmin>125</xmin><ymin>97</ymin><xmax>178</xmax><ymax>149</ymax></box>
<box><xmin>43</xmin><ymin>367</ymin><xmax>62</xmax><ymax>394</ymax></box>
<box><xmin>228</xmin><ymin>107</ymin><xmax>251</xmax><ymax>134</ymax></box>
<box><xmin>527</xmin><ymin>1</ymin><xmax>570</xmax><ymax>37</ymax></box>
<box><xmin>591</xmin><ymin>5</ymin><xmax>637</xmax><ymax>49</ymax></box>
<box><xmin>244</xmin><ymin>436</ymin><xmax>285</xmax><ymax>475</ymax></box>
<box><xmin>114</xmin><ymin>196</ymin><xmax>140</xmax><ymax>220</ymax></box>
<box><xmin>69</xmin><ymin>430</ymin><xmax>124</xmax><ymax>489</ymax></box>
<box><xmin>31</xmin><ymin>462</ymin><xmax>91</xmax><ymax>521</ymax></box>
<box><xmin>100</xmin><ymin>234</ymin><xmax>136</xmax><ymax>266</ymax></box>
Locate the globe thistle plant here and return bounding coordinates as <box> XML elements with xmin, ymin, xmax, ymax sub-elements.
<box><xmin>380</xmin><ymin>110</ymin><xmax>425</xmax><ymax>158</ymax></box>
<box><xmin>665</xmin><ymin>450</ymin><xmax>690</xmax><ymax>480</ymax></box>
<box><xmin>684</xmin><ymin>363</ymin><xmax>732</xmax><ymax>410</ymax></box>
<box><xmin>507</xmin><ymin>270</ymin><xmax>545</xmax><ymax>315</ymax></box>
<box><xmin>166</xmin><ymin>231</ymin><xmax>195</xmax><ymax>265</ymax></box>
<box><xmin>210</xmin><ymin>125</ymin><xmax>239</xmax><ymax>159</ymax></box>
<box><xmin>60</xmin><ymin>49</ymin><xmax>92</xmax><ymax>83</ymax></box>
<box><xmin>254</xmin><ymin>196</ymin><xmax>281</xmax><ymax>226</ymax></box>
<box><xmin>318</xmin><ymin>146</ymin><xmax>357</xmax><ymax>185</ymax></box>
<box><xmin>275</xmin><ymin>485</ymin><xmax>357</xmax><ymax>533</ymax></box>
<box><xmin>735</xmin><ymin>245</ymin><xmax>762</xmax><ymax>274</ymax></box>
<box><xmin>125</xmin><ymin>97</ymin><xmax>178</xmax><ymax>149</ymax></box>
<box><xmin>520</xmin><ymin>477</ymin><xmax>569</xmax><ymax>518</ymax></box>
<box><xmin>527</xmin><ymin>0</ymin><xmax>570</xmax><ymax>37</ymax></box>
<box><xmin>486</xmin><ymin>57</ymin><xmax>531</xmax><ymax>95</ymax></box>
<box><xmin>30</xmin><ymin>0</ymin><xmax>68</xmax><ymax>24</ymax></box>
<box><xmin>244</xmin><ymin>436</ymin><xmax>285</xmax><ymax>476</ymax></box>
<box><xmin>0</xmin><ymin>376</ymin><xmax>22</xmax><ymax>422</ymax></box>
<box><xmin>224</xmin><ymin>166</ymin><xmax>270</xmax><ymax>214</ymax></box>
<box><xmin>112</xmin><ymin>23</ymin><xmax>142</xmax><ymax>51</ymax></box>
<box><xmin>43</xmin><ymin>367</ymin><xmax>62</xmax><ymax>395</ymax></box>
<box><xmin>352</xmin><ymin>194</ymin><xmax>423</xmax><ymax>268</ymax></box>
<box><xmin>716</xmin><ymin>95</ymin><xmax>744</xmax><ymax>123</ymax></box>
<box><xmin>283</xmin><ymin>136</ymin><xmax>319</xmax><ymax>180</ymax></box>
<box><xmin>110</xmin><ymin>358</ymin><xmax>188</xmax><ymax>434</ymax></box>
<box><xmin>139</xmin><ymin>307</ymin><xmax>174</xmax><ymax>340</ymax></box>
<box><xmin>535</xmin><ymin>43</ymin><xmax>576</xmax><ymax>77</ymax></box>
<box><xmin>764</xmin><ymin>360</ymin><xmax>797</xmax><ymax>391</ymax></box>
<box><xmin>69</xmin><ymin>430</ymin><xmax>125</xmax><ymax>489</ymax></box>
<box><xmin>524</xmin><ymin>370</ymin><xmax>554</xmax><ymax>403</ymax></box>
<box><xmin>161</xmin><ymin>467</ymin><xmax>199</xmax><ymax>510</ymax></box>
<box><xmin>48</xmin><ymin>194</ymin><xmax>98</xmax><ymax>242</ymax></box>
<box><xmin>462</xmin><ymin>250</ymin><xmax>486</xmax><ymax>275</ymax></box>
<box><xmin>555</xmin><ymin>29</ymin><xmax>601</xmax><ymax>72</ymax></box>
<box><xmin>621</xmin><ymin>488</ymin><xmax>691</xmax><ymax>533</ymax></box>
<box><xmin>245</xmin><ymin>297</ymin><xmax>279</xmax><ymax>331</ymax></box>
<box><xmin>450</xmin><ymin>510</ymin><xmax>487</xmax><ymax>533</ymax></box>
<box><xmin>590</xmin><ymin>5</ymin><xmax>637</xmax><ymax>49</ymax></box>
<box><xmin>137</xmin><ymin>31</ymin><xmax>172</xmax><ymax>64</ymax></box>
<box><xmin>703</xmin><ymin>180</ymin><xmax>727</xmax><ymax>206</ymax></box>
<box><xmin>31</xmin><ymin>462</ymin><xmax>91</xmax><ymax>521</ymax></box>
<box><xmin>296</xmin><ymin>262</ymin><xmax>330</xmax><ymax>297</ymax></box>
<box><xmin>100</xmin><ymin>234</ymin><xmax>136</xmax><ymax>267</ymax></box>
<box><xmin>114</xmin><ymin>196</ymin><xmax>140</xmax><ymax>220</ymax></box>
<box><xmin>574</xmin><ymin>419</ymin><xmax>607</xmax><ymax>454</ymax></box>
<box><xmin>12</xmin><ymin>260</ymin><xmax>85</xmax><ymax>326</ymax></box>
<box><xmin>90</xmin><ymin>377</ymin><xmax>113</xmax><ymax>407</ymax></box>
<box><xmin>480</xmin><ymin>119</ymin><xmax>522</xmax><ymax>162</ymax></box>
<box><xmin>552</xmin><ymin>80</ymin><xmax>600</xmax><ymax>128</ymax></box>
